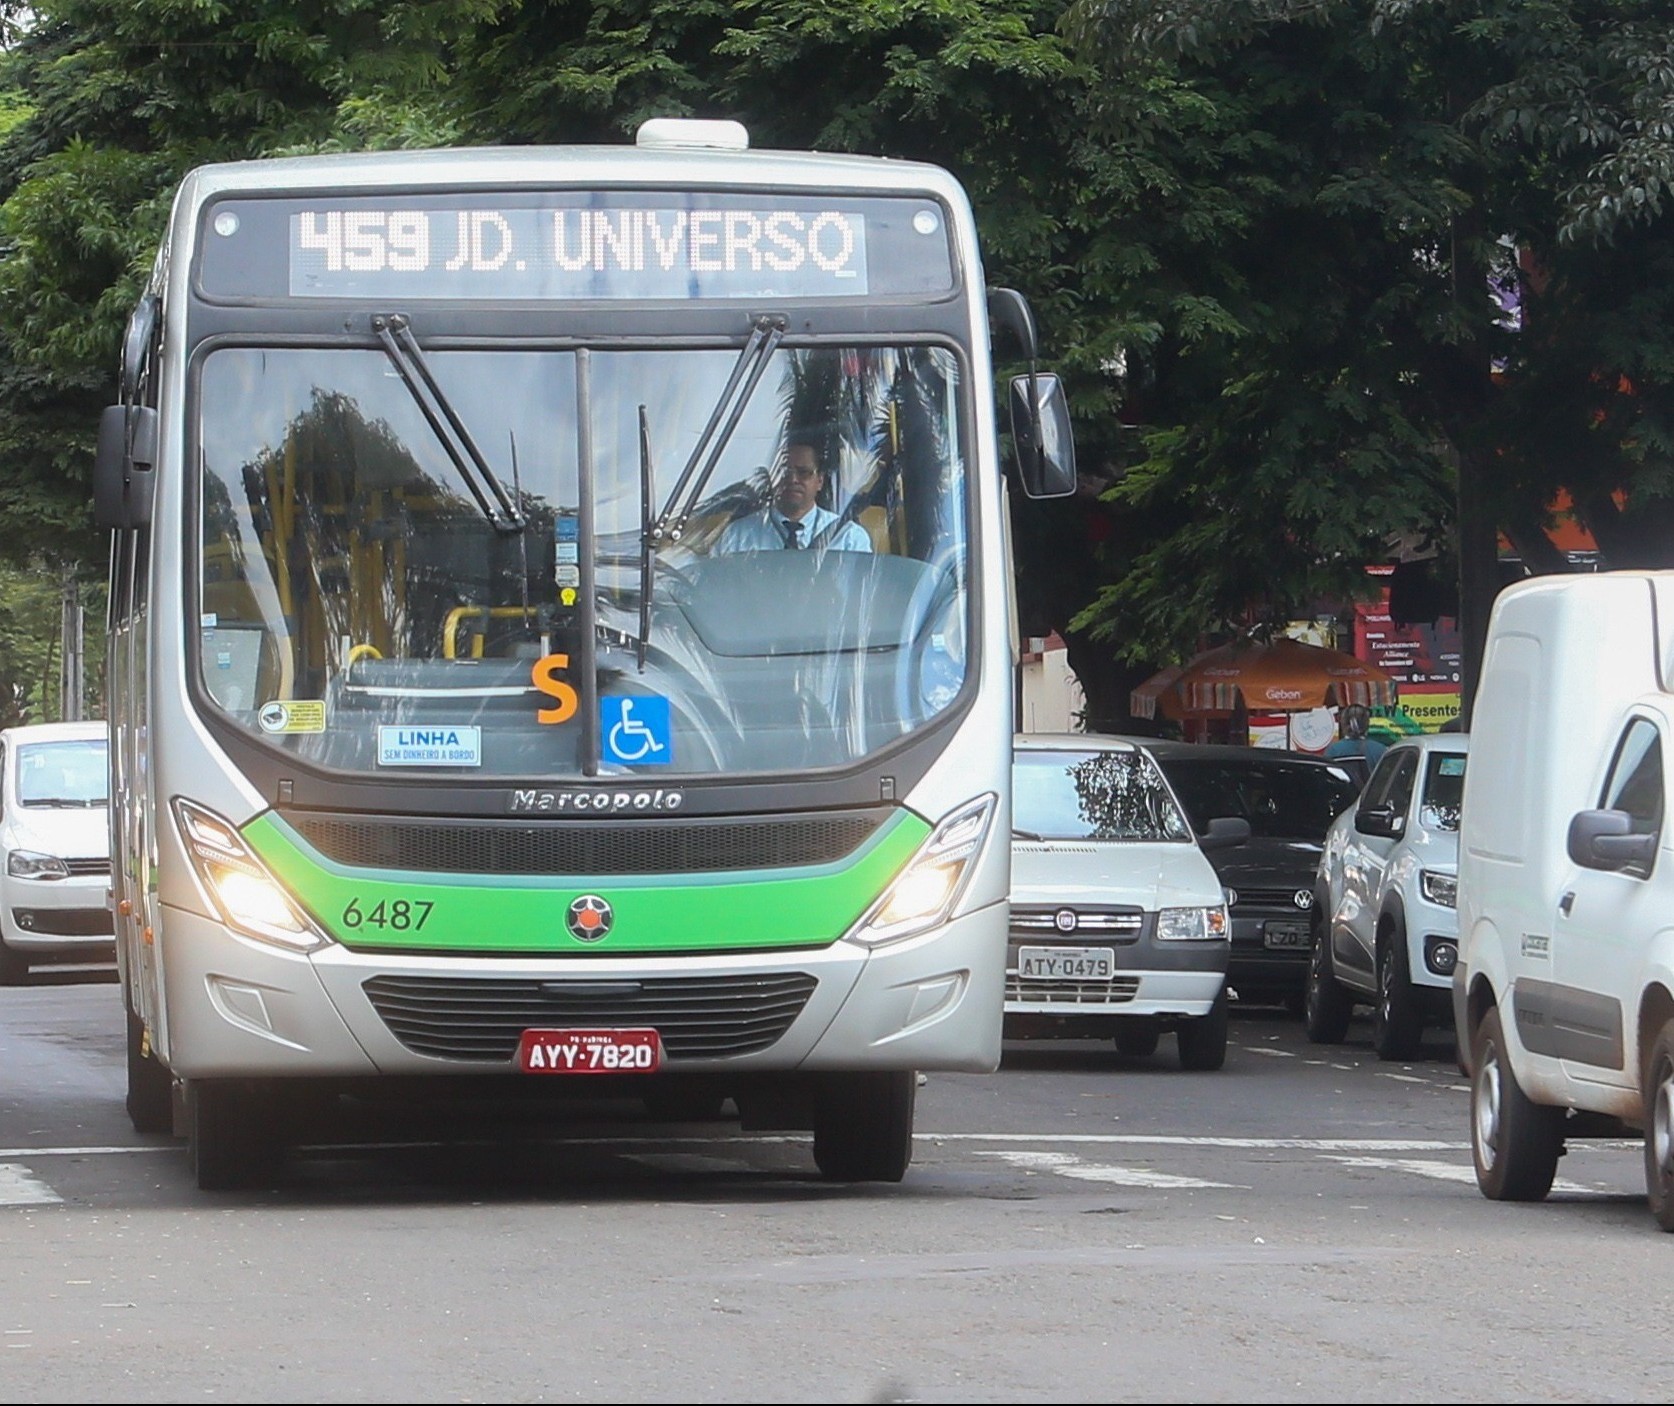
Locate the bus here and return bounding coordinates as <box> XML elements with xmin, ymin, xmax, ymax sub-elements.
<box><xmin>95</xmin><ymin>118</ymin><xmax>1075</xmax><ymax>1190</ymax></box>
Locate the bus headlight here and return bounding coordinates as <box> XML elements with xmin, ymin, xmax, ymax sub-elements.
<box><xmin>850</xmin><ymin>794</ymin><xmax>996</xmax><ymax>947</ymax></box>
<box><xmin>172</xmin><ymin>798</ymin><xmax>331</xmax><ymax>953</ymax></box>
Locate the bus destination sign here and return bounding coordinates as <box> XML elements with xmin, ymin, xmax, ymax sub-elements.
<box><xmin>287</xmin><ymin>204</ymin><xmax>872</xmax><ymax>301</ymax></box>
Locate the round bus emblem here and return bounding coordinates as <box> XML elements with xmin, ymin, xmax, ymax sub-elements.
<box><xmin>566</xmin><ymin>894</ymin><xmax>613</xmax><ymax>941</ymax></box>
<box><xmin>1054</xmin><ymin>908</ymin><xmax>1077</xmax><ymax>933</ymax></box>
<box><xmin>1294</xmin><ymin>889</ymin><xmax>1314</xmax><ymax>910</ymax></box>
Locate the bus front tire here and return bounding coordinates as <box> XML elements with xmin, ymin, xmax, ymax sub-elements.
<box><xmin>187</xmin><ymin>1078</ymin><xmax>284</xmax><ymax>1191</ymax></box>
<box><xmin>812</xmin><ymin>1071</ymin><xmax>916</xmax><ymax>1183</ymax></box>
<box><xmin>125</xmin><ymin>1006</ymin><xmax>173</xmax><ymax>1135</ymax></box>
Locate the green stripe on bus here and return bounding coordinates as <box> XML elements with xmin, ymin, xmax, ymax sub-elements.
<box><xmin>242</xmin><ymin>810</ymin><xmax>930</xmax><ymax>954</ymax></box>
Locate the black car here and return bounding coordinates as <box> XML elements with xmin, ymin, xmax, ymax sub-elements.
<box><xmin>1130</xmin><ymin>739</ymin><xmax>1363</xmax><ymax>1010</ymax></box>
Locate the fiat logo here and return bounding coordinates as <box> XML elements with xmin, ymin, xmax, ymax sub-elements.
<box><xmin>566</xmin><ymin>894</ymin><xmax>614</xmax><ymax>941</ymax></box>
<box><xmin>1294</xmin><ymin>890</ymin><xmax>1314</xmax><ymax>910</ymax></box>
<box><xmin>1054</xmin><ymin>908</ymin><xmax>1077</xmax><ymax>933</ymax></box>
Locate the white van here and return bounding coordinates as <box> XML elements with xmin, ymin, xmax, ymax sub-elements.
<box><xmin>1008</xmin><ymin>734</ymin><xmax>1243</xmax><ymax>1070</ymax></box>
<box><xmin>1455</xmin><ymin>571</ymin><xmax>1674</xmax><ymax>1228</ymax></box>
<box><xmin>0</xmin><ymin>721</ymin><xmax>113</xmax><ymax>983</ymax></box>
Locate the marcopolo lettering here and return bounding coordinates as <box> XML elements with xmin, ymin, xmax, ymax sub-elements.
<box><xmin>509</xmin><ymin>788</ymin><xmax>684</xmax><ymax>813</ymax></box>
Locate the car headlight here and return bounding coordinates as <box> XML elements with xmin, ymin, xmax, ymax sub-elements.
<box><xmin>172</xmin><ymin>798</ymin><xmax>331</xmax><ymax>952</ymax></box>
<box><xmin>7</xmin><ymin>849</ymin><xmax>71</xmax><ymax>880</ymax></box>
<box><xmin>851</xmin><ymin>794</ymin><xmax>996</xmax><ymax>947</ymax></box>
<box><xmin>1420</xmin><ymin>870</ymin><xmax>1457</xmax><ymax>909</ymax></box>
<box><xmin>1156</xmin><ymin>906</ymin><xmax>1230</xmax><ymax>942</ymax></box>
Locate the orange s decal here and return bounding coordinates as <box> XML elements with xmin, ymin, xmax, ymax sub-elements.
<box><xmin>532</xmin><ymin>653</ymin><xmax>579</xmax><ymax>724</ymax></box>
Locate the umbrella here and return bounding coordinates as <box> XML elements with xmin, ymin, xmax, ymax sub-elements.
<box><xmin>1131</xmin><ymin>637</ymin><xmax>1397</xmax><ymax>719</ymax></box>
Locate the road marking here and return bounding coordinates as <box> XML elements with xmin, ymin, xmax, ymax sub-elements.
<box><xmin>925</xmin><ymin>1134</ymin><xmax>1465</xmax><ymax>1150</ymax></box>
<box><xmin>1244</xmin><ymin>1047</ymin><xmax>1296</xmax><ymax>1058</ymax></box>
<box><xmin>0</xmin><ymin>1164</ymin><xmax>61</xmax><ymax>1207</ymax></box>
<box><xmin>1376</xmin><ymin>1073</ymin><xmax>1432</xmax><ymax>1084</ymax></box>
<box><xmin>1323</xmin><ymin>1154</ymin><xmax>1607</xmax><ymax>1196</ymax></box>
<box><xmin>978</xmin><ymin>1149</ymin><xmax>1246</xmax><ymax>1190</ymax></box>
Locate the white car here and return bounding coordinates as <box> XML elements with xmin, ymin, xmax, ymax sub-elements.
<box><xmin>1008</xmin><ymin>734</ymin><xmax>1242</xmax><ymax>1070</ymax></box>
<box><xmin>0</xmin><ymin>721</ymin><xmax>113</xmax><ymax>983</ymax></box>
<box><xmin>1306</xmin><ymin>733</ymin><xmax>1467</xmax><ymax>1059</ymax></box>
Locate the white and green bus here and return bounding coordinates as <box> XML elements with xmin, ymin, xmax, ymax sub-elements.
<box><xmin>97</xmin><ymin>119</ymin><xmax>1074</xmax><ymax>1189</ymax></box>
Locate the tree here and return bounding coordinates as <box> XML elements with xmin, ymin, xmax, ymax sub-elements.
<box><xmin>1062</xmin><ymin>0</ymin><xmax>1674</xmax><ymax>716</ymax></box>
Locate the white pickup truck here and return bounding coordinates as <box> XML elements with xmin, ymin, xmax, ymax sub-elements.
<box><xmin>1455</xmin><ymin>570</ymin><xmax>1674</xmax><ymax>1230</ymax></box>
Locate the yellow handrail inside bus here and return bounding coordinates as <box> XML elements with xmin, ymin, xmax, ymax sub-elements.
<box><xmin>443</xmin><ymin>605</ymin><xmax>540</xmax><ymax>660</ymax></box>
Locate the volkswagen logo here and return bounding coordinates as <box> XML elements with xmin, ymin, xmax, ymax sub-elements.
<box><xmin>1224</xmin><ymin>888</ymin><xmax>1238</xmax><ymax>908</ymax></box>
<box><xmin>1294</xmin><ymin>889</ymin><xmax>1315</xmax><ymax>910</ymax></box>
<box><xmin>566</xmin><ymin>894</ymin><xmax>614</xmax><ymax>941</ymax></box>
<box><xmin>1054</xmin><ymin>908</ymin><xmax>1077</xmax><ymax>933</ymax></box>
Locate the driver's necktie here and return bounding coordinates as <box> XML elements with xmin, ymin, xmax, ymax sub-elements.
<box><xmin>781</xmin><ymin>519</ymin><xmax>803</xmax><ymax>549</ymax></box>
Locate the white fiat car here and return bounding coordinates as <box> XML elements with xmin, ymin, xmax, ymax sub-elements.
<box><xmin>0</xmin><ymin>721</ymin><xmax>113</xmax><ymax>983</ymax></box>
<box><xmin>1007</xmin><ymin>734</ymin><xmax>1243</xmax><ymax>1070</ymax></box>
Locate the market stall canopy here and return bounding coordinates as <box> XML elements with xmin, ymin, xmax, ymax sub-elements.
<box><xmin>1130</xmin><ymin>638</ymin><xmax>1397</xmax><ymax>719</ymax></box>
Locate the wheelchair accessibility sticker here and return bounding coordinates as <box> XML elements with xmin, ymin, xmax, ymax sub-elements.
<box><xmin>601</xmin><ymin>695</ymin><xmax>671</xmax><ymax>766</ymax></box>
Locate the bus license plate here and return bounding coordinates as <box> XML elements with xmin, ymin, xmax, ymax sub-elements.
<box><xmin>1263</xmin><ymin>922</ymin><xmax>1311</xmax><ymax>950</ymax></box>
<box><xmin>517</xmin><ymin>1028</ymin><xmax>663</xmax><ymax>1074</ymax></box>
<box><xmin>1018</xmin><ymin>946</ymin><xmax>1115</xmax><ymax>981</ymax></box>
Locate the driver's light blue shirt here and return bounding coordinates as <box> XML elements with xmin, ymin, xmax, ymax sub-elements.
<box><xmin>712</xmin><ymin>505</ymin><xmax>874</xmax><ymax>555</ymax></box>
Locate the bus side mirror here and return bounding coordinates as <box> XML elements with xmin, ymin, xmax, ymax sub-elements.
<box><xmin>93</xmin><ymin>404</ymin><xmax>157</xmax><ymax>531</ymax></box>
<box><xmin>1009</xmin><ymin>372</ymin><xmax>1076</xmax><ymax>500</ymax></box>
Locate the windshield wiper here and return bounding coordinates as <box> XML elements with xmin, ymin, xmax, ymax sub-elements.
<box><xmin>647</xmin><ymin>314</ymin><xmax>786</xmax><ymax>550</ymax></box>
<box><xmin>636</xmin><ymin>405</ymin><xmax>654</xmax><ymax>672</ymax></box>
<box><xmin>1011</xmin><ymin>826</ymin><xmax>1046</xmax><ymax>841</ymax></box>
<box><xmin>372</xmin><ymin>313</ymin><xmax>525</xmax><ymax>534</ymax></box>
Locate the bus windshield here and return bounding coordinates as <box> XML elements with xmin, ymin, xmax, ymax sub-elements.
<box><xmin>196</xmin><ymin>341</ymin><xmax>970</xmax><ymax>779</ymax></box>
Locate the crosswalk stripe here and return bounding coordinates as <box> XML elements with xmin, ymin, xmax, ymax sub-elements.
<box><xmin>1323</xmin><ymin>1154</ymin><xmax>1607</xmax><ymax>1196</ymax></box>
<box><xmin>0</xmin><ymin>1164</ymin><xmax>61</xmax><ymax>1207</ymax></box>
<box><xmin>978</xmin><ymin>1149</ymin><xmax>1246</xmax><ymax>1189</ymax></box>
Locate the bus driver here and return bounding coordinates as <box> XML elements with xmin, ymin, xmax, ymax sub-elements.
<box><xmin>712</xmin><ymin>437</ymin><xmax>874</xmax><ymax>555</ymax></box>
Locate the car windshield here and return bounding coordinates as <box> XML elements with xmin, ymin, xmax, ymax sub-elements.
<box><xmin>196</xmin><ymin>342</ymin><xmax>969</xmax><ymax>779</ymax></box>
<box><xmin>1159</xmin><ymin>756</ymin><xmax>1361</xmax><ymax>841</ymax></box>
<box><xmin>1012</xmin><ymin>749</ymin><xmax>1191</xmax><ymax>842</ymax></box>
<box><xmin>16</xmin><ymin>739</ymin><xmax>108</xmax><ymax>807</ymax></box>
<box><xmin>1420</xmin><ymin>751</ymin><xmax>1466</xmax><ymax>831</ymax></box>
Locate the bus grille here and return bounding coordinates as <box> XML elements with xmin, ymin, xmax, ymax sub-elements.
<box><xmin>362</xmin><ymin>972</ymin><xmax>819</xmax><ymax>1062</ymax></box>
<box><xmin>292</xmin><ymin>812</ymin><xmax>882</xmax><ymax>876</ymax></box>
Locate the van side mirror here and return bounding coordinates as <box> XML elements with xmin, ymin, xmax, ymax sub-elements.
<box><xmin>1355</xmin><ymin>804</ymin><xmax>1404</xmax><ymax>839</ymax></box>
<box><xmin>1199</xmin><ymin>815</ymin><xmax>1252</xmax><ymax>852</ymax></box>
<box><xmin>93</xmin><ymin>404</ymin><xmax>157</xmax><ymax>531</ymax></box>
<box><xmin>1567</xmin><ymin>808</ymin><xmax>1657</xmax><ymax>872</ymax></box>
<box><xmin>1008</xmin><ymin>372</ymin><xmax>1077</xmax><ymax>500</ymax></box>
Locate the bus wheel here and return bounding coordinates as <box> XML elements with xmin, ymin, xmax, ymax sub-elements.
<box><xmin>812</xmin><ymin>1071</ymin><xmax>916</xmax><ymax>1183</ymax></box>
<box><xmin>187</xmin><ymin>1078</ymin><xmax>283</xmax><ymax>1191</ymax></box>
<box><xmin>125</xmin><ymin>1006</ymin><xmax>173</xmax><ymax>1135</ymax></box>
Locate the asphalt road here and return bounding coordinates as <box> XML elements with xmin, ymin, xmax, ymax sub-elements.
<box><xmin>1</xmin><ymin>971</ymin><xmax>1665</xmax><ymax>1403</ymax></box>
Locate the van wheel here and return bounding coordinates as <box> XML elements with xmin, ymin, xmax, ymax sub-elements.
<box><xmin>187</xmin><ymin>1079</ymin><xmax>285</xmax><ymax>1191</ymax></box>
<box><xmin>1177</xmin><ymin>987</ymin><xmax>1228</xmax><ymax>1071</ymax></box>
<box><xmin>1303</xmin><ymin>915</ymin><xmax>1353</xmax><ymax>1045</ymax></box>
<box><xmin>124</xmin><ymin>1006</ymin><xmax>174</xmax><ymax>1135</ymax></box>
<box><xmin>1372</xmin><ymin>932</ymin><xmax>1423</xmax><ymax>1061</ymax></box>
<box><xmin>1642</xmin><ymin>1020</ymin><xmax>1674</xmax><ymax>1231</ymax></box>
<box><xmin>1470</xmin><ymin>1006</ymin><xmax>1563</xmax><ymax>1201</ymax></box>
<box><xmin>812</xmin><ymin>1071</ymin><xmax>915</xmax><ymax>1183</ymax></box>
<box><xmin>1113</xmin><ymin>1022</ymin><xmax>1160</xmax><ymax>1059</ymax></box>
<box><xmin>0</xmin><ymin>939</ymin><xmax>28</xmax><ymax>986</ymax></box>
